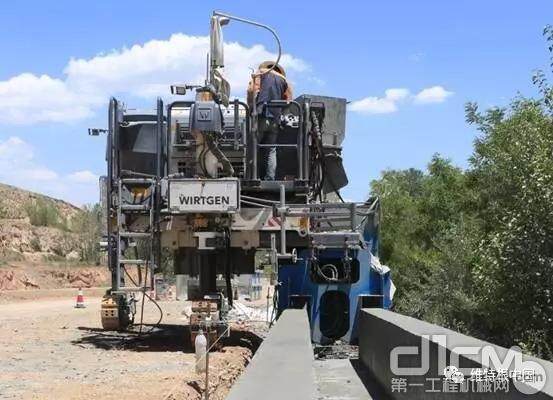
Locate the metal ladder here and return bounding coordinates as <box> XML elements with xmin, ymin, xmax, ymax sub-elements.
<box><xmin>113</xmin><ymin>177</ymin><xmax>157</xmax><ymax>293</ymax></box>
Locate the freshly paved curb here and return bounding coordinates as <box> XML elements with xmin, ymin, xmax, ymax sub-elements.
<box><xmin>359</xmin><ymin>308</ymin><xmax>553</xmax><ymax>399</ymax></box>
<box><xmin>227</xmin><ymin>309</ymin><xmax>316</xmax><ymax>400</ymax></box>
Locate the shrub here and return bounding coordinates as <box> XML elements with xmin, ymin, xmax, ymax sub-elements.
<box><xmin>29</xmin><ymin>236</ymin><xmax>41</xmax><ymax>252</ymax></box>
<box><xmin>25</xmin><ymin>198</ymin><xmax>64</xmax><ymax>228</ymax></box>
<box><xmin>72</xmin><ymin>204</ymin><xmax>102</xmax><ymax>263</ymax></box>
<box><xmin>0</xmin><ymin>201</ymin><xmax>7</xmax><ymax>218</ymax></box>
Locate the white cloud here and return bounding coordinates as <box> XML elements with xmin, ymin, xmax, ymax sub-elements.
<box><xmin>349</xmin><ymin>88</ymin><xmax>410</xmax><ymax>114</ymax></box>
<box><xmin>22</xmin><ymin>168</ymin><xmax>59</xmax><ymax>181</ymax></box>
<box><xmin>0</xmin><ymin>74</ymin><xmax>95</xmax><ymax>125</ymax></box>
<box><xmin>350</xmin><ymin>85</ymin><xmax>453</xmax><ymax>114</ymax></box>
<box><xmin>0</xmin><ymin>136</ymin><xmax>97</xmax><ymax>205</ymax></box>
<box><xmin>414</xmin><ymin>85</ymin><xmax>454</xmax><ymax>104</ymax></box>
<box><xmin>68</xmin><ymin>170</ymin><xmax>98</xmax><ymax>184</ymax></box>
<box><xmin>384</xmin><ymin>88</ymin><xmax>410</xmax><ymax>101</ymax></box>
<box><xmin>0</xmin><ymin>136</ymin><xmax>33</xmax><ymax>161</ymax></box>
<box><xmin>0</xmin><ymin>33</ymin><xmax>308</xmax><ymax>125</ymax></box>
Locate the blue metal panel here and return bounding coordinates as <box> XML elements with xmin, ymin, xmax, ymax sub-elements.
<box><xmin>277</xmin><ymin>246</ymin><xmax>392</xmax><ymax>344</ymax></box>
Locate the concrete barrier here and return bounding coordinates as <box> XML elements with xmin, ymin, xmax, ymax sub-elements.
<box><xmin>358</xmin><ymin>309</ymin><xmax>553</xmax><ymax>399</ymax></box>
<box><xmin>226</xmin><ymin>309</ymin><xmax>316</xmax><ymax>400</ymax></box>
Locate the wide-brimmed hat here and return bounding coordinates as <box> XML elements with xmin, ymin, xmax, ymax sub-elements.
<box><xmin>258</xmin><ymin>61</ymin><xmax>286</xmax><ymax>76</ymax></box>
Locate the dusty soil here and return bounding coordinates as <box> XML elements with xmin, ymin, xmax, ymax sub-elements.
<box><xmin>0</xmin><ymin>263</ymin><xmax>111</xmax><ymax>293</ymax></box>
<box><xmin>0</xmin><ymin>293</ymin><xmax>263</xmax><ymax>400</ymax></box>
<box><xmin>0</xmin><ymin>287</ymin><xmax>109</xmax><ymax>304</ymax></box>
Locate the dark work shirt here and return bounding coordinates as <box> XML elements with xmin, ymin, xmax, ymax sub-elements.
<box><xmin>256</xmin><ymin>72</ymin><xmax>288</xmax><ymax>118</ymax></box>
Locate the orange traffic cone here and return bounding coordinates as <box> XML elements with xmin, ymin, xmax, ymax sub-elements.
<box><xmin>75</xmin><ymin>287</ymin><xmax>86</xmax><ymax>308</ymax></box>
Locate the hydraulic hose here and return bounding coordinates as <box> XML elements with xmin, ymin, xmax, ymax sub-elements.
<box><xmin>309</xmin><ymin>111</ymin><xmax>345</xmax><ymax>203</ymax></box>
<box><xmin>205</xmin><ymin>133</ymin><xmax>234</xmax><ymax>177</ymax></box>
<box><xmin>122</xmin><ymin>264</ymin><xmax>163</xmax><ymax>334</ymax></box>
<box><xmin>224</xmin><ymin>228</ymin><xmax>233</xmax><ymax>308</ymax></box>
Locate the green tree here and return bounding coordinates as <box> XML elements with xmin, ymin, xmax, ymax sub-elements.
<box><xmin>369</xmin><ymin>24</ymin><xmax>553</xmax><ymax>360</ymax></box>
<box><xmin>467</xmin><ymin>98</ymin><xmax>553</xmax><ymax>358</ymax></box>
<box><xmin>25</xmin><ymin>198</ymin><xmax>66</xmax><ymax>229</ymax></box>
<box><xmin>371</xmin><ymin>156</ymin><xmax>478</xmax><ymax>327</ymax></box>
<box><xmin>72</xmin><ymin>203</ymin><xmax>102</xmax><ymax>263</ymax></box>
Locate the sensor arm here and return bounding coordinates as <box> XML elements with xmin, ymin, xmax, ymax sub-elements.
<box><xmin>212</xmin><ymin>11</ymin><xmax>282</xmax><ymax>76</ymax></box>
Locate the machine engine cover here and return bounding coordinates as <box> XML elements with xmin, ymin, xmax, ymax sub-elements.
<box><xmin>168</xmin><ymin>178</ymin><xmax>240</xmax><ymax>213</ymax></box>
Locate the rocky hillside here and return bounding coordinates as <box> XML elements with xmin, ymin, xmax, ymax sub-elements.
<box><xmin>0</xmin><ymin>183</ymin><xmax>97</xmax><ymax>262</ymax></box>
<box><xmin>0</xmin><ymin>262</ymin><xmax>111</xmax><ymax>291</ymax></box>
<box><xmin>0</xmin><ymin>183</ymin><xmax>81</xmax><ymax>220</ymax></box>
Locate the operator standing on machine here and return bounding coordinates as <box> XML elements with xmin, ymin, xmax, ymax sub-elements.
<box><xmin>247</xmin><ymin>61</ymin><xmax>293</xmax><ymax>180</ymax></box>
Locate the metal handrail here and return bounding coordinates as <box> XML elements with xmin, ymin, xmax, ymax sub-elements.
<box><xmin>254</xmin><ymin>100</ymin><xmax>304</xmax><ymax>181</ymax></box>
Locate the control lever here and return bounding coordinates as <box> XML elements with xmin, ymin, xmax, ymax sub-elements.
<box><xmin>270</xmin><ymin>233</ymin><xmax>301</xmax><ymax>266</ymax></box>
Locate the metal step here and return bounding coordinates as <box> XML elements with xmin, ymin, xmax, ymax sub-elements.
<box><xmin>119</xmin><ymin>231</ymin><xmax>151</xmax><ymax>238</ymax></box>
<box><xmin>120</xmin><ymin>178</ymin><xmax>156</xmax><ymax>184</ymax></box>
<box><xmin>120</xmin><ymin>204</ymin><xmax>151</xmax><ymax>211</ymax></box>
<box><xmin>119</xmin><ymin>259</ymin><xmax>147</xmax><ymax>265</ymax></box>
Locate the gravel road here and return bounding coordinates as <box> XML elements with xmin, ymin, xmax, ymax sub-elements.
<box><xmin>0</xmin><ymin>292</ymin><xmax>258</xmax><ymax>400</ymax></box>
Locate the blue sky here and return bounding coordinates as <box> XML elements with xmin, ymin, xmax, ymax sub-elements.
<box><xmin>0</xmin><ymin>0</ymin><xmax>551</xmax><ymax>205</ymax></box>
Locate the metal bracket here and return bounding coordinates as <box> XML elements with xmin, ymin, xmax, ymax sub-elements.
<box><xmin>194</xmin><ymin>231</ymin><xmax>226</xmax><ymax>250</ymax></box>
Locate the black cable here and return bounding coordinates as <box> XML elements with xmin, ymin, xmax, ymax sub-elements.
<box><xmin>354</xmin><ymin>198</ymin><xmax>380</xmax><ymax>231</ymax></box>
<box><xmin>309</xmin><ymin>111</ymin><xmax>345</xmax><ymax>203</ymax></box>
<box><xmin>224</xmin><ymin>228</ymin><xmax>233</xmax><ymax>308</ymax></box>
<box><xmin>139</xmin><ymin>250</ymin><xmax>163</xmax><ymax>332</ymax></box>
<box><xmin>309</xmin><ymin>113</ymin><xmax>327</xmax><ymax>201</ymax></box>
<box><xmin>312</xmin><ymin>112</ymin><xmax>327</xmax><ymax>200</ymax></box>
<box><xmin>199</xmin><ymin>145</ymin><xmax>209</xmax><ymax>176</ymax></box>
<box><xmin>122</xmin><ymin>265</ymin><xmax>163</xmax><ymax>334</ymax></box>
<box><xmin>138</xmin><ymin>257</ymin><xmax>147</xmax><ymax>334</ymax></box>
<box><xmin>308</xmin><ymin>120</ymin><xmax>324</xmax><ymax>201</ymax></box>
<box><xmin>141</xmin><ymin>286</ymin><xmax>164</xmax><ymax>333</ymax></box>
<box><xmin>270</xmin><ymin>285</ymin><xmax>278</xmax><ymax>327</ymax></box>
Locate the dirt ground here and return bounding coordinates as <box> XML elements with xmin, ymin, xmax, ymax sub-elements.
<box><xmin>0</xmin><ymin>291</ymin><xmax>266</xmax><ymax>400</ymax></box>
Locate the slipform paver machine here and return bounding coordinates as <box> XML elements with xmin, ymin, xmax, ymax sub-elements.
<box><xmin>95</xmin><ymin>11</ymin><xmax>393</xmax><ymax>345</ymax></box>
